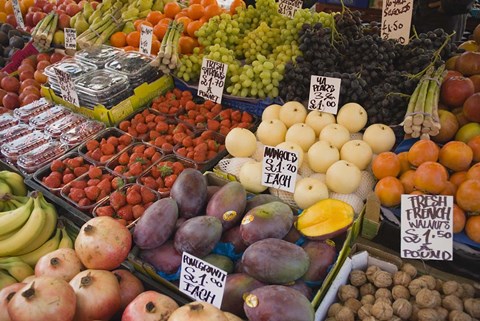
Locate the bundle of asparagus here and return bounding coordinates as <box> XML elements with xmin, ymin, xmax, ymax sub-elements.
<box><xmin>150</xmin><ymin>20</ymin><xmax>184</xmax><ymax>74</ymax></box>
<box><xmin>30</xmin><ymin>13</ymin><xmax>58</xmax><ymax>52</ymax></box>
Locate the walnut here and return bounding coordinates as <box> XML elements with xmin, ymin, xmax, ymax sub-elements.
<box><xmin>376</xmin><ymin>297</ymin><xmax>393</xmax><ymax>305</ymax></box>
<box><xmin>461</xmin><ymin>284</ymin><xmax>475</xmax><ymax>299</ymax></box>
<box><xmin>393</xmin><ymin>298</ymin><xmax>413</xmax><ymax>320</ymax></box>
<box><xmin>338</xmin><ymin>285</ymin><xmax>359</xmax><ymax>302</ymax></box>
<box><xmin>392</xmin><ymin>285</ymin><xmax>410</xmax><ymax>300</ymax></box>
<box><xmin>358</xmin><ymin>304</ymin><xmax>373</xmax><ymax>320</ymax></box>
<box><xmin>328</xmin><ymin>303</ymin><xmax>344</xmax><ymax>317</ymax></box>
<box><xmin>367</xmin><ymin>266</ymin><xmax>381</xmax><ymax>283</ymax></box>
<box><xmin>345</xmin><ymin>298</ymin><xmax>362</xmax><ymax>314</ymax></box>
<box><xmin>393</xmin><ymin>271</ymin><xmax>412</xmax><ymax>287</ymax></box>
<box><xmin>376</xmin><ymin>288</ymin><xmax>393</xmax><ymax>300</ymax></box>
<box><xmin>350</xmin><ymin>270</ymin><xmax>367</xmax><ymax>287</ymax></box>
<box><xmin>373</xmin><ymin>271</ymin><xmax>393</xmax><ymax>288</ymax></box>
<box><xmin>371</xmin><ymin>301</ymin><xmax>394</xmax><ymax>321</ymax></box>
<box><xmin>442</xmin><ymin>295</ymin><xmax>464</xmax><ymax>312</ymax></box>
<box><xmin>436</xmin><ymin>279</ymin><xmax>444</xmax><ymax>292</ymax></box>
<box><xmin>361</xmin><ymin>295</ymin><xmax>376</xmax><ymax>305</ymax></box>
<box><xmin>401</xmin><ymin>263</ymin><xmax>418</xmax><ymax>279</ymax></box>
<box><xmin>411</xmin><ymin>304</ymin><xmax>421</xmax><ymax>321</ymax></box>
<box><xmin>409</xmin><ymin>279</ymin><xmax>429</xmax><ymax>296</ymax></box>
<box><xmin>361</xmin><ymin>283</ymin><xmax>377</xmax><ymax>296</ymax></box>
<box><xmin>464</xmin><ymin>299</ymin><xmax>480</xmax><ymax>318</ymax></box>
<box><xmin>418</xmin><ymin>275</ymin><xmax>437</xmax><ymax>290</ymax></box>
<box><xmin>443</xmin><ymin>281</ymin><xmax>461</xmax><ymax>296</ymax></box>
<box><xmin>364</xmin><ymin>317</ymin><xmax>378</xmax><ymax>321</ymax></box>
<box><xmin>418</xmin><ymin>308</ymin><xmax>439</xmax><ymax>321</ymax></box>
<box><xmin>389</xmin><ymin>316</ymin><xmax>402</xmax><ymax>321</ymax></box>
<box><xmin>437</xmin><ymin>307</ymin><xmax>450</xmax><ymax>321</ymax></box>
<box><xmin>416</xmin><ymin>289</ymin><xmax>442</xmax><ymax>308</ymax></box>
<box><xmin>449</xmin><ymin>310</ymin><xmax>473</xmax><ymax>321</ymax></box>
<box><xmin>336</xmin><ymin>306</ymin><xmax>355</xmax><ymax>321</ymax></box>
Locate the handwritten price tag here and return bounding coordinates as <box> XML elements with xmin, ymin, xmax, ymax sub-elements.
<box><xmin>11</xmin><ymin>0</ymin><xmax>25</xmax><ymax>30</ymax></box>
<box><xmin>198</xmin><ymin>58</ymin><xmax>228</xmax><ymax>104</ymax></box>
<box><xmin>308</xmin><ymin>75</ymin><xmax>341</xmax><ymax>114</ymax></box>
<box><xmin>381</xmin><ymin>0</ymin><xmax>413</xmax><ymax>44</ymax></box>
<box><xmin>278</xmin><ymin>0</ymin><xmax>303</xmax><ymax>18</ymax></box>
<box><xmin>261</xmin><ymin>145</ymin><xmax>298</xmax><ymax>193</ymax></box>
<box><xmin>401</xmin><ymin>194</ymin><xmax>453</xmax><ymax>261</ymax></box>
<box><xmin>140</xmin><ymin>24</ymin><xmax>153</xmax><ymax>55</ymax></box>
<box><xmin>179</xmin><ymin>252</ymin><xmax>227</xmax><ymax>308</ymax></box>
<box><xmin>64</xmin><ymin>28</ymin><xmax>77</xmax><ymax>50</ymax></box>
<box><xmin>54</xmin><ymin>68</ymin><xmax>80</xmax><ymax>107</ymax></box>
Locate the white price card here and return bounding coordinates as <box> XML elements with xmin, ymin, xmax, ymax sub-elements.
<box><xmin>139</xmin><ymin>24</ymin><xmax>153</xmax><ymax>55</ymax></box>
<box><xmin>401</xmin><ymin>194</ymin><xmax>453</xmax><ymax>261</ymax></box>
<box><xmin>381</xmin><ymin>0</ymin><xmax>413</xmax><ymax>44</ymax></box>
<box><xmin>198</xmin><ymin>58</ymin><xmax>228</xmax><ymax>104</ymax></box>
<box><xmin>11</xmin><ymin>0</ymin><xmax>25</xmax><ymax>30</ymax></box>
<box><xmin>54</xmin><ymin>68</ymin><xmax>80</xmax><ymax>107</ymax></box>
<box><xmin>261</xmin><ymin>145</ymin><xmax>299</xmax><ymax>193</ymax></box>
<box><xmin>179</xmin><ymin>252</ymin><xmax>227</xmax><ymax>308</ymax></box>
<box><xmin>278</xmin><ymin>0</ymin><xmax>303</xmax><ymax>18</ymax></box>
<box><xmin>308</xmin><ymin>75</ymin><xmax>341</xmax><ymax>114</ymax></box>
<box><xmin>64</xmin><ymin>28</ymin><xmax>77</xmax><ymax>50</ymax></box>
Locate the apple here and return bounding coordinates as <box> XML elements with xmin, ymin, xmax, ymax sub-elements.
<box><xmin>443</xmin><ymin>70</ymin><xmax>463</xmax><ymax>83</ymax></box>
<box><xmin>467</xmin><ymin>135</ymin><xmax>480</xmax><ymax>162</ymax></box>
<box><xmin>362</xmin><ymin>123</ymin><xmax>396</xmax><ymax>154</ymax></box>
<box><xmin>319</xmin><ymin>123</ymin><xmax>350</xmax><ymax>150</ymax></box>
<box><xmin>326</xmin><ymin>160</ymin><xmax>362</xmax><ymax>194</ymax></box>
<box><xmin>225</xmin><ymin>127</ymin><xmax>257</xmax><ymax>158</ymax></box>
<box><xmin>91</xmin><ymin>1</ymin><xmax>99</xmax><ymax>9</ymax></box>
<box><xmin>49</xmin><ymin>52</ymin><xmax>65</xmax><ymax>64</ymax></box>
<box><xmin>336</xmin><ymin>102</ymin><xmax>368</xmax><ymax>133</ymax></box>
<box><xmin>6</xmin><ymin>14</ymin><xmax>17</xmax><ymax>27</ymax></box>
<box><xmin>474</xmin><ymin>24</ymin><xmax>480</xmax><ymax>44</ymax></box>
<box><xmin>262</xmin><ymin>104</ymin><xmax>281</xmax><ymax>121</ymax></box>
<box><xmin>279</xmin><ymin>101</ymin><xmax>307</xmax><ymax>127</ymax></box>
<box><xmin>256</xmin><ymin>119</ymin><xmax>287</xmax><ymax>147</ymax></box>
<box><xmin>340</xmin><ymin>140</ymin><xmax>373</xmax><ymax>170</ymax></box>
<box><xmin>445</xmin><ymin>55</ymin><xmax>459</xmax><ymax>70</ymax></box>
<box><xmin>455</xmin><ymin>122</ymin><xmax>480</xmax><ymax>143</ymax></box>
<box><xmin>455</xmin><ymin>51</ymin><xmax>480</xmax><ymax>76</ymax></box>
<box><xmin>19</xmin><ymin>70</ymin><xmax>34</xmax><ymax>81</ymax></box>
<box><xmin>28</xmin><ymin>6</ymin><xmax>42</xmax><ymax>13</ymax></box>
<box><xmin>238</xmin><ymin>161</ymin><xmax>268</xmax><ymax>193</ymax></box>
<box><xmin>293</xmin><ymin>177</ymin><xmax>329</xmax><ymax>209</ymax></box>
<box><xmin>468</xmin><ymin>75</ymin><xmax>480</xmax><ymax>93</ymax></box>
<box><xmin>307</xmin><ymin>140</ymin><xmax>339</xmax><ymax>173</ymax></box>
<box><xmin>57</xmin><ymin>13</ymin><xmax>71</xmax><ymax>29</ymax></box>
<box><xmin>276</xmin><ymin>141</ymin><xmax>304</xmax><ymax>167</ymax></box>
<box><xmin>2</xmin><ymin>93</ymin><xmax>20</xmax><ymax>110</ymax></box>
<box><xmin>0</xmin><ymin>89</ymin><xmax>7</xmax><ymax>102</ymax></box>
<box><xmin>65</xmin><ymin>3</ymin><xmax>81</xmax><ymax>16</ymax></box>
<box><xmin>42</xmin><ymin>2</ymin><xmax>55</xmax><ymax>13</ymax></box>
<box><xmin>33</xmin><ymin>12</ymin><xmax>47</xmax><ymax>26</ymax></box>
<box><xmin>463</xmin><ymin>93</ymin><xmax>480</xmax><ymax>122</ymax></box>
<box><xmin>285</xmin><ymin>123</ymin><xmax>316</xmax><ymax>152</ymax></box>
<box><xmin>25</xmin><ymin>12</ymin><xmax>35</xmax><ymax>26</ymax></box>
<box><xmin>431</xmin><ymin>110</ymin><xmax>459</xmax><ymax>144</ymax></box>
<box><xmin>304</xmin><ymin>110</ymin><xmax>336</xmax><ymax>136</ymax></box>
<box><xmin>440</xmin><ymin>76</ymin><xmax>474</xmax><ymax>108</ymax></box>
<box><xmin>1</xmin><ymin>76</ymin><xmax>20</xmax><ymax>93</ymax></box>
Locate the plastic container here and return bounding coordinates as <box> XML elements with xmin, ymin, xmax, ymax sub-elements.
<box><xmin>75</xmin><ymin>45</ymin><xmax>123</xmax><ymax>69</ymax></box>
<box><xmin>0</xmin><ymin>113</ymin><xmax>19</xmax><ymax>132</ymax></box>
<box><xmin>16</xmin><ymin>141</ymin><xmax>70</xmax><ymax>174</ymax></box>
<box><xmin>44</xmin><ymin>58</ymin><xmax>97</xmax><ymax>86</ymax></box>
<box><xmin>0</xmin><ymin>124</ymin><xmax>35</xmax><ymax>147</ymax></box>
<box><xmin>74</xmin><ymin>70</ymin><xmax>130</xmax><ymax>101</ymax></box>
<box><xmin>44</xmin><ymin>113</ymin><xmax>86</xmax><ymax>139</ymax></box>
<box><xmin>13</xmin><ymin>98</ymin><xmax>53</xmax><ymax>122</ymax></box>
<box><xmin>1</xmin><ymin>131</ymin><xmax>51</xmax><ymax>162</ymax></box>
<box><xmin>77</xmin><ymin>127</ymin><xmax>135</xmax><ymax>166</ymax></box>
<box><xmin>29</xmin><ymin>105</ymin><xmax>71</xmax><ymax>130</ymax></box>
<box><xmin>105</xmin><ymin>51</ymin><xmax>158</xmax><ymax>87</ymax></box>
<box><xmin>60</xmin><ymin>120</ymin><xmax>106</xmax><ymax>147</ymax></box>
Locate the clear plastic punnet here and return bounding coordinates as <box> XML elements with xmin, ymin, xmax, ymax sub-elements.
<box><xmin>13</xmin><ymin>98</ymin><xmax>53</xmax><ymax>122</ymax></box>
<box><xmin>1</xmin><ymin>131</ymin><xmax>51</xmax><ymax>161</ymax></box>
<box><xmin>16</xmin><ymin>141</ymin><xmax>69</xmax><ymax>174</ymax></box>
<box><xmin>44</xmin><ymin>113</ymin><xmax>86</xmax><ymax>139</ymax></box>
<box><xmin>75</xmin><ymin>45</ymin><xmax>123</xmax><ymax>69</ymax></box>
<box><xmin>74</xmin><ymin>69</ymin><xmax>130</xmax><ymax>101</ymax></box>
<box><xmin>60</xmin><ymin>120</ymin><xmax>106</xmax><ymax>147</ymax></box>
<box><xmin>0</xmin><ymin>124</ymin><xmax>35</xmax><ymax>147</ymax></box>
<box><xmin>29</xmin><ymin>105</ymin><xmax>71</xmax><ymax>130</ymax></box>
<box><xmin>0</xmin><ymin>113</ymin><xmax>19</xmax><ymax>132</ymax></box>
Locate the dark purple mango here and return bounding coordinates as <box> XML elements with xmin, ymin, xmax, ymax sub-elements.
<box><xmin>221</xmin><ymin>226</ymin><xmax>248</xmax><ymax>254</ymax></box>
<box><xmin>244</xmin><ymin>194</ymin><xmax>282</xmax><ymax>212</ymax></box>
<box><xmin>170</xmin><ymin>168</ymin><xmax>208</xmax><ymax>218</ymax></box>
<box><xmin>221</xmin><ymin>273</ymin><xmax>265</xmax><ymax>318</ymax></box>
<box><xmin>283</xmin><ymin>225</ymin><xmax>303</xmax><ymax>244</ymax></box>
<box><xmin>301</xmin><ymin>240</ymin><xmax>337</xmax><ymax>282</ymax></box>
<box><xmin>139</xmin><ymin>241</ymin><xmax>182</xmax><ymax>274</ymax></box>
<box><xmin>207</xmin><ymin>185</ymin><xmax>221</xmax><ymax>202</ymax></box>
<box><xmin>244</xmin><ymin>285</ymin><xmax>315</xmax><ymax>321</ymax></box>
<box><xmin>202</xmin><ymin>254</ymin><xmax>234</xmax><ymax>274</ymax></box>
<box><xmin>174</xmin><ymin>216</ymin><xmax>222</xmax><ymax>257</ymax></box>
<box><xmin>286</xmin><ymin>280</ymin><xmax>313</xmax><ymax>300</ymax></box>
<box><xmin>206</xmin><ymin>181</ymin><xmax>247</xmax><ymax>231</ymax></box>
<box><xmin>133</xmin><ymin>198</ymin><xmax>178</xmax><ymax>249</ymax></box>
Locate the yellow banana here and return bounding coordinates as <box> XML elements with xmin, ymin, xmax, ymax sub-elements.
<box><xmin>0</xmin><ymin>179</ymin><xmax>12</xmax><ymax>195</ymax></box>
<box><xmin>58</xmin><ymin>226</ymin><xmax>74</xmax><ymax>249</ymax></box>
<box><xmin>0</xmin><ymin>269</ymin><xmax>17</xmax><ymax>289</ymax></box>
<box><xmin>20</xmin><ymin>228</ymin><xmax>62</xmax><ymax>267</ymax></box>
<box><xmin>0</xmin><ymin>258</ymin><xmax>34</xmax><ymax>282</ymax></box>
<box><xmin>0</xmin><ymin>171</ymin><xmax>27</xmax><ymax>197</ymax></box>
<box><xmin>15</xmin><ymin>194</ymin><xmax>58</xmax><ymax>255</ymax></box>
<box><xmin>0</xmin><ymin>227</ymin><xmax>21</xmax><ymax>241</ymax></box>
<box><xmin>0</xmin><ymin>194</ymin><xmax>46</xmax><ymax>257</ymax></box>
<box><xmin>0</xmin><ymin>197</ymin><xmax>33</xmax><ymax>236</ymax></box>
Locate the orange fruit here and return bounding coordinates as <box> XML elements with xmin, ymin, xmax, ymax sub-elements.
<box><xmin>186</xmin><ymin>20</ymin><xmax>203</xmax><ymax>38</ymax></box>
<box><xmin>465</xmin><ymin>215</ymin><xmax>480</xmax><ymax>243</ymax></box>
<box><xmin>407</xmin><ymin>139</ymin><xmax>440</xmax><ymax>167</ymax></box>
<box><xmin>176</xmin><ymin>16</ymin><xmax>192</xmax><ymax>31</ymax></box>
<box><xmin>452</xmin><ymin>204</ymin><xmax>466</xmax><ymax>233</ymax></box>
<box><xmin>153</xmin><ymin>23</ymin><xmax>168</xmax><ymax>41</ymax></box>
<box><xmin>178</xmin><ymin>36</ymin><xmax>196</xmax><ymax>54</ymax></box>
<box><xmin>109</xmin><ymin>31</ymin><xmax>127</xmax><ymax>48</ymax></box>
<box><xmin>456</xmin><ymin>179</ymin><xmax>480</xmax><ymax>213</ymax></box>
<box><xmin>440</xmin><ymin>180</ymin><xmax>457</xmax><ymax>196</ymax></box>
<box><xmin>371</xmin><ymin>152</ymin><xmax>401</xmax><ymax>179</ymax></box>
<box><xmin>164</xmin><ymin>2</ymin><xmax>181</xmax><ymax>19</ymax></box>
<box><xmin>450</xmin><ymin>171</ymin><xmax>468</xmax><ymax>188</ymax></box>
<box><xmin>134</xmin><ymin>19</ymin><xmax>145</xmax><ymax>30</ymax></box>
<box><xmin>126</xmin><ymin>31</ymin><xmax>141</xmax><ymax>47</ymax></box>
<box><xmin>175</xmin><ymin>9</ymin><xmax>188</xmax><ymax>19</ymax></box>
<box><xmin>146</xmin><ymin>11</ymin><xmax>164</xmax><ymax>25</ymax></box>
<box><xmin>187</xmin><ymin>3</ymin><xmax>205</xmax><ymax>20</ymax></box>
<box><xmin>374</xmin><ymin>176</ymin><xmax>404</xmax><ymax>207</ymax></box>
<box><xmin>0</xmin><ymin>0</ymin><xmax>5</xmax><ymax>11</ymax></box>
<box><xmin>204</xmin><ymin>3</ymin><xmax>222</xmax><ymax>19</ymax></box>
<box><xmin>136</xmin><ymin>20</ymin><xmax>153</xmax><ymax>33</ymax></box>
<box><xmin>151</xmin><ymin>39</ymin><xmax>161</xmax><ymax>55</ymax></box>
<box><xmin>410</xmin><ymin>190</ymin><xmax>425</xmax><ymax>195</ymax></box>
<box><xmin>413</xmin><ymin>161</ymin><xmax>449</xmax><ymax>194</ymax></box>
<box><xmin>4</xmin><ymin>0</ymin><xmax>13</xmax><ymax>14</ymax></box>
<box><xmin>466</xmin><ymin>162</ymin><xmax>480</xmax><ymax>180</ymax></box>
<box><xmin>438</xmin><ymin>141</ymin><xmax>473</xmax><ymax>172</ymax></box>
<box><xmin>0</xmin><ymin>12</ymin><xmax>6</xmax><ymax>23</ymax></box>
<box><xmin>397</xmin><ymin>151</ymin><xmax>411</xmax><ymax>175</ymax></box>
<box><xmin>399</xmin><ymin>170</ymin><xmax>416</xmax><ymax>194</ymax></box>
<box><xmin>201</xmin><ymin>0</ymin><xmax>217</xmax><ymax>6</ymax></box>
<box><xmin>20</xmin><ymin>0</ymin><xmax>33</xmax><ymax>11</ymax></box>
<box><xmin>189</xmin><ymin>0</ymin><xmax>201</xmax><ymax>4</ymax></box>
<box><xmin>123</xmin><ymin>46</ymin><xmax>136</xmax><ymax>51</ymax></box>
<box><xmin>230</xmin><ymin>0</ymin><xmax>246</xmax><ymax>14</ymax></box>
<box><xmin>158</xmin><ymin>17</ymin><xmax>173</xmax><ymax>26</ymax></box>
<box><xmin>467</xmin><ymin>134</ymin><xmax>480</xmax><ymax>162</ymax></box>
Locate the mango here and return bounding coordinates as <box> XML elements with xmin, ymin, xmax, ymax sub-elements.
<box><xmin>240</xmin><ymin>201</ymin><xmax>294</xmax><ymax>245</ymax></box>
<box><xmin>207</xmin><ymin>185</ymin><xmax>221</xmax><ymax>201</ymax></box>
<box><xmin>221</xmin><ymin>226</ymin><xmax>248</xmax><ymax>254</ymax></box>
<box><xmin>286</xmin><ymin>280</ymin><xmax>313</xmax><ymax>300</ymax></box>
<box><xmin>170</xmin><ymin>168</ymin><xmax>208</xmax><ymax>218</ymax></box>
<box><xmin>295</xmin><ymin>198</ymin><xmax>354</xmax><ymax>241</ymax></box>
<box><xmin>206</xmin><ymin>181</ymin><xmax>247</xmax><ymax>231</ymax></box>
<box><xmin>133</xmin><ymin>198</ymin><xmax>178</xmax><ymax>249</ymax></box>
<box><xmin>139</xmin><ymin>241</ymin><xmax>182</xmax><ymax>274</ymax></box>
<box><xmin>242</xmin><ymin>238</ymin><xmax>309</xmax><ymax>284</ymax></box>
<box><xmin>244</xmin><ymin>194</ymin><xmax>282</xmax><ymax>212</ymax></box>
<box><xmin>244</xmin><ymin>285</ymin><xmax>315</xmax><ymax>321</ymax></box>
<box><xmin>203</xmin><ymin>254</ymin><xmax>234</xmax><ymax>273</ymax></box>
<box><xmin>283</xmin><ymin>226</ymin><xmax>303</xmax><ymax>244</ymax></box>
<box><xmin>302</xmin><ymin>240</ymin><xmax>337</xmax><ymax>282</ymax></box>
<box><xmin>221</xmin><ymin>273</ymin><xmax>265</xmax><ymax>318</ymax></box>
<box><xmin>174</xmin><ymin>216</ymin><xmax>222</xmax><ymax>258</ymax></box>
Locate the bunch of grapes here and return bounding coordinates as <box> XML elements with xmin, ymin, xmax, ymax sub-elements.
<box><xmin>196</xmin><ymin>13</ymin><xmax>241</xmax><ymax>50</ymax></box>
<box><xmin>176</xmin><ymin>47</ymin><xmax>204</xmax><ymax>82</ymax></box>
<box><xmin>236</xmin><ymin>22</ymin><xmax>281</xmax><ymax>63</ymax></box>
<box><xmin>268</xmin><ymin>43</ymin><xmax>302</xmax><ymax>66</ymax></box>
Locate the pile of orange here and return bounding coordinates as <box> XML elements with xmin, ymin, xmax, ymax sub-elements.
<box><xmin>372</xmin><ymin>138</ymin><xmax>480</xmax><ymax>244</ymax></box>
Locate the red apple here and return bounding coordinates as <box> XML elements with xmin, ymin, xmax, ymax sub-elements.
<box><xmin>25</xmin><ymin>12</ymin><xmax>35</xmax><ymax>27</ymax></box>
<box><xmin>49</xmin><ymin>52</ymin><xmax>64</xmax><ymax>64</ymax></box>
<box><xmin>468</xmin><ymin>75</ymin><xmax>480</xmax><ymax>93</ymax></box>
<box><xmin>432</xmin><ymin>109</ymin><xmax>459</xmax><ymax>144</ymax></box>
<box><xmin>443</xmin><ymin>70</ymin><xmax>463</xmax><ymax>83</ymax></box>
<box><xmin>65</xmin><ymin>3</ymin><xmax>81</xmax><ymax>16</ymax></box>
<box><xmin>0</xmin><ymin>71</ymin><xmax>8</xmax><ymax>83</ymax></box>
<box><xmin>0</xmin><ymin>89</ymin><xmax>7</xmax><ymax>103</ymax></box>
<box><xmin>1</xmin><ymin>76</ymin><xmax>20</xmax><ymax>93</ymax></box>
<box><xmin>42</xmin><ymin>2</ymin><xmax>55</xmax><ymax>13</ymax></box>
<box><xmin>90</xmin><ymin>1</ymin><xmax>99</xmax><ymax>9</ymax></box>
<box><xmin>19</xmin><ymin>70</ymin><xmax>35</xmax><ymax>82</ymax></box>
<box><xmin>2</xmin><ymin>93</ymin><xmax>20</xmax><ymax>110</ymax></box>
<box><xmin>55</xmin><ymin>9</ymin><xmax>66</xmax><ymax>15</ymax></box>
<box><xmin>20</xmin><ymin>79</ymin><xmax>40</xmax><ymax>91</ymax></box>
<box><xmin>6</xmin><ymin>14</ymin><xmax>17</xmax><ymax>27</ymax></box>
<box><xmin>463</xmin><ymin>93</ymin><xmax>480</xmax><ymax>122</ymax></box>
<box><xmin>33</xmin><ymin>12</ymin><xmax>47</xmax><ymax>26</ymax></box>
<box><xmin>34</xmin><ymin>0</ymin><xmax>47</xmax><ymax>8</ymax></box>
<box><xmin>454</xmin><ymin>108</ymin><xmax>470</xmax><ymax>127</ymax></box>
<box><xmin>20</xmin><ymin>93</ymin><xmax>40</xmax><ymax>106</ymax></box>
<box><xmin>58</xmin><ymin>13</ymin><xmax>71</xmax><ymax>29</ymax></box>
<box><xmin>57</xmin><ymin>3</ymin><xmax>67</xmax><ymax>11</ymax></box>
<box><xmin>28</xmin><ymin>6</ymin><xmax>42</xmax><ymax>13</ymax></box>
<box><xmin>455</xmin><ymin>51</ymin><xmax>480</xmax><ymax>76</ymax></box>
<box><xmin>441</xmin><ymin>76</ymin><xmax>475</xmax><ymax>107</ymax></box>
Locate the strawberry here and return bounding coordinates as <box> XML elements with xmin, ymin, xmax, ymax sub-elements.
<box><xmin>207</xmin><ymin>119</ymin><xmax>220</xmax><ymax>131</ymax></box>
<box><xmin>84</xmin><ymin>185</ymin><xmax>101</xmax><ymax>201</ymax></box>
<box><xmin>97</xmin><ymin>177</ymin><xmax>112</xmax><ymax>195</ymax></box>
<box><xmin>95</xmin><ymin>206</ymin><xmax>115</xmax><ymax>217</ymax></box>
<box><xmin>69</xmin><ymin>188</ymin><xmax>85</xmax><ymax>203</ymax></box>
<box><xmin>141</xmin><ymin>186</ymin><xmax>157</xmax><ymax>203</ymax></box>
<box><xmin>111</xmin><ymin>177</ymin><xmax>125</xmax><ymax>190</ymax></box>
<box><xmin>73</xmin><ymin>166</ymin><xmax>89</xmax><ymax>178</ymax></box>
<box><xmin>50</xmin><ymin>159</ymin><xmax>65</xmax><ymax>173</ymax></box>
<box><xmin>43</xmin><ymin>175</ymin><xmax>61</xmax><ymax>189</ymax></box>
<box><xmin>126</xmin><ymin>189</ymin><xmax>142</xmax><ymax>205</ymax></box>
<box><xmin>88</xmin><ymin>166</ymin><xmax>103</xmax><ymax>179</ymax></box>
<box><xmin>241</xmin><ymin>111</ymin><xmax>253</xmax><ymax>123</ymax></box>
<box><xmin>110</xmin><ymin>191</ymin><xmax>126</xmax><ymax>210</ymax></box>
<box><xmin>164</xmin><ymin>174</ymin><xmax>178</xmax><ymax>188</ymax></box>
<box><xmin>70</xmin><ymin>180</ymin><xmax>88</xmax><ymax>190</ymax></box>
<box><xmin>78</xmin><ymin>198</ymin><xmax>92</xmax><ymax>207</ymax></box>
<box><xmin>117</xmin><ymin>205</ymin><xmax>134</xmax><ymax>221</ymax></box>
<box><xmin>231</xmin><ymin>110</ymin><xmax>242</xmax><ymax>122</ymax></box>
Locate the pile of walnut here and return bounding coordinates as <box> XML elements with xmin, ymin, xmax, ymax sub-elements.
<box><xmin>326</xmin><ymin>263</ymin><xmax>479</xmax><ymax>321</ymax></box>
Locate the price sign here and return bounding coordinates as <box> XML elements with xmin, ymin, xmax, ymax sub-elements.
<box><xmin>11</xmin><ymin>0</ymin><xmax>25</xmax><ymax>30</ymax></box>
<box><xmin>401</xmin><ymin>194</ymin><xmax>453</xmax><ymax>261</ymax></box>
<box><xmin>381</xmin><ymin>0</ymin><xmax>413</xmax><ymax>44</ymax></box>
<box><xmin>261</xmin><ymin>145</ymin><xmax>298</xmax><ymax>193</ymax></box>
<box><xmin>54</xmin><ymin>68</ymin><xmax>80</xmax><ymax>107</ymax></box>
<box><xmin>64</xmin><ymin>28</ymin><xmax>77</xmax><ymax>50</ymax></box>
<box><xmin>278</xmin><ymin>0</ymin><xmax>303</xmax><ymax>18</ymax></box>
<box><xmin>308</xmin><ymin>75</ymin><xmax>341</xmax><ymax>114</ymax></box>
<box><xmin>139</xmin><ymin>24</ymin><xmax>153</xmax><ymax>55</ymax></box>
<box><xmin>179</xmin><ymin>252</ymin><xmax>227</xmax><ymax>308</ymax></box>
<box><xmin>198</xmin><ymin>58</ymin><xmax>228</xmax><ymax>104</ymax></box>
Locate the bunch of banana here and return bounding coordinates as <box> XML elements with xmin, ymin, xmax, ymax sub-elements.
<box><xmin>0</xmin><ymin>171</ymin><xmax>27</xmax><ymax>199</ymax></box>
<box><xmin>30</xmin><ymin>12</ymin><xmax>59</xmax><ymax>52</ymax></box>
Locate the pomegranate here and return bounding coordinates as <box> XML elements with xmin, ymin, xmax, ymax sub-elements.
<box><xmin>167</xmin><ymin>301</ymin><xmax>228</xmax><ymax>321</ymax></box>
<box><xmin>121</xmin><ymin>290</ymin><xmax>179</xmax><ymax>321</ymax></box>
<box><xmin>35</xmin><ymin>248</ymin><xmax>84</xmax><ymax>282</ymax></box>
<box><xmin>112</xmin><ymin>269</ymin><xmax>145</xmax><ymax>310</ymax></box>
<box><xmin>0</xmin><ymin>283</ymin><xmax>25</xmax><ymax>321</ymax></box>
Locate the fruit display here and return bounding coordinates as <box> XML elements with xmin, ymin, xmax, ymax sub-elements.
<box><xmin>0</xmin><ymin>22</ymin><xmax>30</xmax><ymax>68</ymax></box>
